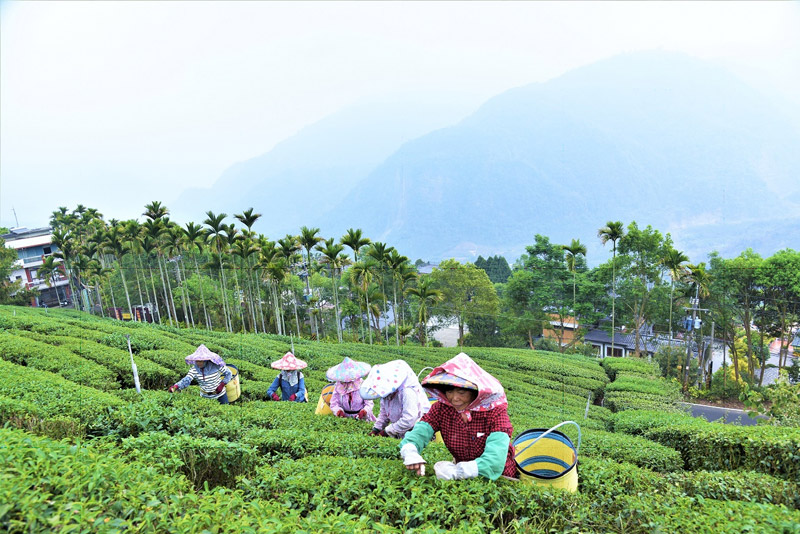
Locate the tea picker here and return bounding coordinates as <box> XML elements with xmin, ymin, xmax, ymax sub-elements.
<box><xmin>167</xmin><ymin>345</ymin><xmax>234</xmax><ymax>404</ymax></box>
<box><xmin>399</xmin><ymin>352</ymin><xmax>517</xmax><ymax>480</ymax></box>
<box><xmin>325</xmin><ymin>357</ymin><xmax>375</xmax><ymax>421</ymax></box>
<box><xmin>266</xmin><ymin>349</ymin><xmax>308</xmax><ymax>402</ymax></box>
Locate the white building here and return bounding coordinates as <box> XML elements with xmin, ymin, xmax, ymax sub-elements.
<box><xmin>1</xmin><ymin>227</ymin><xmax>71</xmax><ymax>307</ymax></box>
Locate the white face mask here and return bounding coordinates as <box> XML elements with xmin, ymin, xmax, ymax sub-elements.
<box><xmin>280</xmin><ymin>370</ymin><xmax>299</xmax><ymax>386</ymax></box>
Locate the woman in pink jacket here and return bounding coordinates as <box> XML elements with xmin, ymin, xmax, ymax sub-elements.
<box><xmin>360</xmin><ymin>360</ymin><xmax>430</xmax><ymax>438</ymax></box>
<box><xmin>327</xmin><ymin>357</ymin><xmax>376</xmax><ymax>421</ymax></box>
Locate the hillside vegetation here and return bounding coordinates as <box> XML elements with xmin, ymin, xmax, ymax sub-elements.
<box><xmin>1</xmin><ymin>306</ymin><xmax>798</xmax><ymax>533</ymax></box>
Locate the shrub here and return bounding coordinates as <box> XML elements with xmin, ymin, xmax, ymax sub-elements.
<box><xmin>0</xmin><ymin>331</ymin><xmax>119</xmax><ymax>391</ymax></box>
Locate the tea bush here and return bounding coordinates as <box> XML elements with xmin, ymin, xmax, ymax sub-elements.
<box><xmin>0</xmin><ymin>331</ymin><xmax>118</xmax><ymax>390</ymax></box>
<box><xmin>3</xmin><ymin>307</ymin><xmax>800</xmax><ymax>533</ymax></box>
<box><xmin>614</xmin><ymin>410</ymin><xmax>800</xmax><ymax>481</ymax></box>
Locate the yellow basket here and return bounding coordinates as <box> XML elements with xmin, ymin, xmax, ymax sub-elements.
<box><xmin>314</xmin><ymin>383</ymin><xmax>335</xmax><ymax>415</ymax></box>
<box><xmin>225</xmin><ymin>365</ymin><xmax>241</xmax><ymax>403</ymax></box>
<box><xmin>514</xmin><ymin>421</ymin><xmax>580</xmax><ymax>492</ymax></box>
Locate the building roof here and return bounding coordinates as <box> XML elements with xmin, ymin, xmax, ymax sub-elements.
<box><xmin>1</xmin><ymin>227</ymin><xmax>52</xmax><ymax>240</ymax></box>
<box><xmin>3</xmin><ymin>234</ymin><xmax>53</xmax><ymax>250</ymax></box>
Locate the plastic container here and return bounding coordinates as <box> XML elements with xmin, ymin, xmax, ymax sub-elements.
<box><xmin>314</xmin><ymin>382</ymin><xmax>335</xmax><ymax>415</ymax></box>
<box><xmin>225</xmin><ymin>364</ymin><xmax>241</xmax><ymax>403</ymax></box>
<box><xmin>513</xmin><ymin>421</ymin><xmax>580</xmax><ymax>492</ymax></box>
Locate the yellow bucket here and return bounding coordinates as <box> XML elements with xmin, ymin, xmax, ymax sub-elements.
<box><xmin>426</xmin><ymin>395</ymin><xmax>444</xmax><ymax>444</ymax></box>
<box><xmin>514</xmin><ymin>421</ymin><xmax>580</xmax><ymax>492</ymax></box>
<box><xmin>225</xmin><ymin>365</ymin><xmax>241</xmax><ymax>403</ymax></box>
<box><xmin>314</xmin><ymin>383</ymin><xmax>335</xmax><ymax>415</ymax></box>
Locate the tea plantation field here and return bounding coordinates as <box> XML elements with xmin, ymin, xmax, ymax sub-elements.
<box><xmin>1</xmin><ymin>306</ymin><xmax>798</xmax><ymax>533</ymax></box>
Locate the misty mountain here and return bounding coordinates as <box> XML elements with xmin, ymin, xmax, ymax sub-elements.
<box><xmin>169</xmin><ymin>94</ymin><xmax>480</xmax><ymax>233</ymax></box>
<box><xmin>317</xmin><ymin>51</ymin><xmax>800</xmax><ymax>263</ymax></box>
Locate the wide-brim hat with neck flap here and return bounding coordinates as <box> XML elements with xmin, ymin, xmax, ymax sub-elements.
<box><xmin>326</xmin><ymin>357</ymin><xmax>371</xmax><ymax>382</ymax></box>
<box><xmin>185</xmin><ymin>344</ymin><xmax>225</xmax><ymax>367</ymax></box>
<box><xmin>271</xmin><ymin>352</ymin><xmax>307</xmax><ymax>371</ymax></box>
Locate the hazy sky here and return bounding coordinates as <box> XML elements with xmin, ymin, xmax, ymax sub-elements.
<box><xmin>2</xmin><ymin>1</ymin><xmax>799</xmax><ymax>230</ymax></box>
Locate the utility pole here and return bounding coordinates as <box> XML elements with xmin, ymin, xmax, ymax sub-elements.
<box><xmin>682</xmin><ymin>286</ymin><xmax>709</xmax><ymax>391</ymax></box>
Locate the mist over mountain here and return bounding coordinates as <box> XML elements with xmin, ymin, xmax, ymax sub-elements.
<box><xmin>173</xmin><ymin>51</ymin><xmax>800</xmax><ymax>264</ymax></box>
<box><xmin>169</xmin><ymin>94</ymin><xmax>480</xmax><ymax>234</ymax></box>
<box><xmin>318</xmin><ymin>51</ymin><xmax>800</xmax><ymax>263</ymax></box>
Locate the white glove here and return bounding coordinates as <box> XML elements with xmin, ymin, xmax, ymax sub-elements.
<box><xmin>400</xmin><ymin>443</ymin><xmax>426</xmax><ymax>466</ymax></box>
<box><xmin>455</xmin><ymin>460</ymin><xmax>479</xmax><ymax>479</ymax></box>
<box><xmin>435</xmin><ymin>460</ymin><xmax>479</xmax><ymax>480</ymax></box>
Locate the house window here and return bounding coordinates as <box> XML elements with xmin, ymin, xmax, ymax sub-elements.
<box><xmin>43</xmin><ymin>246</ymin><xmax>52</xmax><ymax>255</ymax></box>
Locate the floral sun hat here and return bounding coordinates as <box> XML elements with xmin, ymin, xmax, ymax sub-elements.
<box><xmin>271</xmin><ymin>352</ymin><xmax>308</xmax><ymax>371</ymax></box>
<box><xmin>326</xmin><ymin>357</ymin><xmax>371</xmax><ymax>383</ymax></box>
<box><xmin>359</xmin><ymin>360</ymin><xmax>420</xmax><ymax>400</ymax></box>
<box><xmin>185</xmin><ymin>344</ymin><xmax>226</xmax><ymax>367</ymax></box>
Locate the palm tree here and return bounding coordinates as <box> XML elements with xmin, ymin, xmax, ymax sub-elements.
<box><xmin>184</xmin><ymin>222</ymin><xmax>211</xmax><ymax>329</ymax></box>
<box><xmin>562</xmin><ymin>238</ymin><xmax>587</xmax><ymax>317</ymax></box>
<box><xmin>122</xmin><ymin>220</ymin><xmax>149</xmax><ymax>314</ymax></box>
<box><xmin>367</xmin><ymin>242</ymin><xmax>394</xmax><ymax>344</ymax></box>
<box><xmin>387</xmin><ymin>249</ymin><xmax>410</xmax><ymax>346</ymax></box>
<box><xmin>662</xmin><ymin>248</ymin><xmax>690</xmax><ymax>340</ymax></box>
<box><xmin>257</xmin><ymin>236</ymin><xmax>279</xmax><ymax>333</ymax></box>
<box><xmin>139</xmin><ymin>233</ymin><xmax>163</xmax><ymax>324</ymax></box>
<box><xmin>164</xmin><ymin>226</ymin><xmax>192</xmax><ymax>328</ymax></box>
<box><xmin>235</xmin><ymin>209</ymin><xmax>263</xmax><ymax>332</ymax></box>
<box><xmin>350</xmin><ymin>259</ymin><xmax>380</xmax><ymax>344</ymax></box>
<box><xmin>341</xmin><ymin>228</ymin><xmax>371</xmax><ymax>341</ymax></box>
<box><xmin>598</xmin><ymin>221</ymin><xmax>625</xmax><ymax>358</ymax></box>
<box><xmin>38</xmin><ymin>255</ymin><xmax>65</xmax><ymax>306</ymax></box>
<box><xmin>316</xmin><ymin>237</ymin><xmax>347</xmax><ymax>343</ymax></box>
<box><xmin>52</xmin><ymin>230</ymin><xmax>80</xmax><ymax>311</ymax></box>
<box><xmin>264</xmin><ymin>257</ymin><xmax>291</xmax><ymax>336</ymax></box>
<box><xmin>104</xmin><ymin>224</ymin><xmax>134</xmax><ymax>319</ymax></box>
<box><xmin>278</xmin><ymin>235</ymin><xmax>303</xmax><ymax>337</ymax></box>
<box><xmin>299</xmin><ymin>226</ymin><xmax>323</xmax><ymax>339</ymax></box>
<box><xmin>407</xmin><ymin>277</ymin><xmax>444</xmax><ymax>347</ymax></box>
<box><xmin>142</xmin><ymin>218</ymin><xmax>174</xmax><ymax>325</ymax></box>
<box><xmin>232</xmin><ymin>236</ymin><xmax>260</xmax><ymax>332</ymax></box>
<box><xmin>204</xmin><ymin>211</ymin><xmax>232</xmax><ymax>332</ymax></box>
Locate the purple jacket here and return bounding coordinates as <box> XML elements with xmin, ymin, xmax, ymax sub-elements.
<box><xmin>374</xmin><ymin>387</ymin><xmax>430</xmax><ymax>438</ymax></box>
<box><xmin>330</xmin><ymin>389</ymin><xmax>376</xmax><ymax>421</ymax></box>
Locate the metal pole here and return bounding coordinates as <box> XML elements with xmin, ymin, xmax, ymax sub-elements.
<box><xmin>125</xmin><ymin>334</ymin><xmax>141</xmax><ymax>394</ymax></box>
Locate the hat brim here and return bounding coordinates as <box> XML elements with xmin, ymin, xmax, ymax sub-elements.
<box><xmin>422</xmin><ymin>372</ymin><xmax>477</xmax><ymax>391</ymax></box>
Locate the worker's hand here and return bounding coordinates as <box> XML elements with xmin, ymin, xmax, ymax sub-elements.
<box><xmin>215</xmin><ymin>382</ymin><xmax>226</xmax><ymax>394</ymax></box>
<box><xmin>168</xmin><ymin>385</ymin><xmax>179</xmax><ymax>393</ymax></box>
<box><xmin>357</xmin><ymin>409</ymin><xmax>367</xmax><ymax>419</ymax></box>
<box><xmin>400</xmin><ymin>443</ymin><xmax>426</xmax><ymax>476</ymax></box>
<box><xmin>377</xmin><ymin>429</ymin><xmax>388</xmax><ymax>437</ymax></box>
<box><xmin>271</xmin><ymin>393</ymin><xmax>280</xmax><ymax>401</ymax></box>
<box><xmin>368</xmin><ymin>428</ymin><xmax>381</xmax><ymax>436</ymax></box>
<box><xmin>336</xmin><ymin>410</ymin><xmax>346</xmax><ymax>418</ymax></box>
<box><xmin>434</xmin><ymin>461</ymin><xmax>479</xmax><ymax>480</ymax></box>
<box><xmin>433</xmin><ymin>461</ymin><xmax>458</xmax><ymax>480</ymax></box>
<box><xmin>289</xmin><ymin>394</ymin><xmax>297</xmax><ymax>401</ymax></box>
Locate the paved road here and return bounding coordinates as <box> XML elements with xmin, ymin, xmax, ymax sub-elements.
<box><xmin>680</xmin><ymin>402</ymin><xmax>765</xmax><ymax>426</ymax></box>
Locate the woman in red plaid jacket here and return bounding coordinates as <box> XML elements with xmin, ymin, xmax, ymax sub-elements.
<box><xmin>399</xmin><ymin>352</ymin><xmax>516</xmax><ymax>480</ymax></box>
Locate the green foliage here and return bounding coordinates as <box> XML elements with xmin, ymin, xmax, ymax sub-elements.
<box><xmin>741</xmin><ymin>372</ymin><xmax>800</xmax><ymax>427</ymax></box>
<box><xmin>2</xmin><ymin>307</ymin><xmax>799</xmax><ymax>533</ymax></box>
<box><xmin>614</xmin><ymin>409</ymin><xmax>800</xmax><ymax>481</ymax></box>
<box><xmin>474</xmin><ymin>255</ymin><xmax>512</xmax><ymax>284</ymax></box>
<box><xmin>0</xmin><ymin>331</ymin><xmax>119</xmax><ymax>391</ymax></box>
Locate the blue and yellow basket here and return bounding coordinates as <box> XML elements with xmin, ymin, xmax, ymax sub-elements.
<box><xmin>314</xmin><ymin>383</ymin><xmax>336</xmax><ymax>415</ymax></box>
<box><xmin>513</xmin><ymin>421</ymin><xmax>580</xmax><ymax>492</ymax></box>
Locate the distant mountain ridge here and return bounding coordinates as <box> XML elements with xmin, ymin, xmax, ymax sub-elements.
<box><xmin>174</xmin><ymin>52</ymin><xmax>800</xmax><ymax>264</ymax></box>
<box><xmin>170</xmin><ymin>95</ymin><xmax>479</xmax><ymax>234</ymax></box>
<box><xmin>318</xmin><ymin>51</ymin><xmax>800</xmax><ymax>262</ymax></box>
